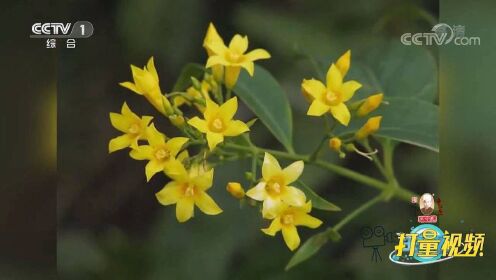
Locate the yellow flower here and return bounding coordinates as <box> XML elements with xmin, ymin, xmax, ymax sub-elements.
<box><xmin>262</xmin><ymin>201</ymin><xmax>322</xmax><ymax>251</ymax></box>
<box><xmin>203</xmin><ymin>23</ymin><xmax>225</xmax><ymax>83</ymax></box>
<box><xmin>205</xmin><ymin>30</ymin><xmax>271</xmax><ymax>89</ymax></box>
<box><xmin>130</xmin><ymin>123</ymin><xmax>188</xmax><ymax>181</ymax></box>
<box><xmin>109</xmin><ymin>102</ymin><xmax>153</xmax><ymax>153</ymax></box>
<box><xmin>246</xmin><ymin>153</ymin><xmax>306</xmax><ymax>219</ymax></box>
<box><xmin>226</xmin><ymin>182</ymin><xmax>245</xmax><ymax>199</ymax></box>
<box><xmin>357</xmin><ymin>93</ymin><xmax>383</xmax><ymax>117</ymax></box>
<box><xmin>119</xmin><ymin>57</ymin><xmax>165</xmax><ymax>114</ymax></box>
<box><xmin>355</xmin><ymin>116</ymin><xmax>382</xmax><ymax>140</ymax></box>
<box><xmin>302</xmin><ymin>50</ymin><xmax>361</xmax><ymax>126</ymax></box>
<box><xmin>156</xmin><ymin>161</ymin><xmax>222</xmax><ymax>222</ymax></box>
<box><xmin>188</xmin><ymin>97</ymin><xmax>250</xmax><ymax>150</ymax></box>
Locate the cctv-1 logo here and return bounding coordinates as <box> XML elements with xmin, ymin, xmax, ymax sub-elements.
<box><xmin>30</xmin><ymin>21</ymin><xmax>93</xmax><ymax>38</ymax></box>
<box><xmin>32</xmin><ymin>23</ymin><xmax>71</xmax><ymax>35</ymax></box>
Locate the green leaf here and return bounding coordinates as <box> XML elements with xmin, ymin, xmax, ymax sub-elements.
<box><xmin>172</xmin><ymin>63</ymin><xmax>205</xmax><ymax>92</ymax></box>
<box><xmin>297</xmin><ymin>181</ymin><xmax>341</xmax><ymax>211</ymax></box>
<box><xmin>338</xmin><ymin>97</ymin><xmax>439</xmax><ymax>152</ymax></box>
<box><xmin>286</xmin><ymin>228</ymin><xmax>341</xmax><ymax>270</ymax></box>
<box><xmin>347</xmin><ymin>41</ymin><xmax>438</xmax><ymax>102</ymax></box>
<box><xmin>234</xmin><ymin>65</ymin><xmax>294</xmax><ymax>152</ymax></box>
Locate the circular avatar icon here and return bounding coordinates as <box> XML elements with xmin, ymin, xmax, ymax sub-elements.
<box><xmin>419</xmin><ymin>193</ymin><xmax>435</xmax><ymax>215</ymax></box>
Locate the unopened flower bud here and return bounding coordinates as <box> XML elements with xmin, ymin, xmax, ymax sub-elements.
<box><xmin>357</xmin><ymin>93</ymin><xmax>383</xmax><ymax>117</ymax></box>
<box><xmin>328</xmin><ymin>137</ymin><xmax>342</xmax><ymax>151</ymax></box>
<box><xmin>355</xmin><ymin>116</ymin><xmax>382</xmax><ymax>139</ymax></box>
<box><xmin>169</xmin><ymin>114</ymin><xmax>185</xmax><ymax>127</ymax></box>
<box><xmin>162</xmin><ymin>96</ymin><xmax>175</xmax><ymax>115</ymax></box>
<box><xmin>226</xmin><ymin>182</ymin><xmax>245</xmax><ymax>199</ymax></box>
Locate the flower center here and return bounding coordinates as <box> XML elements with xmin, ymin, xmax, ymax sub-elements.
<box><xmin>128</xmin><ymin>123</ymin><xmax>140</xmax><ymax>134</ymax></box>
<box><xmin>184</xmin><ymin>185</ymin><xmax>195</xmax><ymax>197</ymax></box>
<box><xmin>154</xmin><ymin>148</ymin><xmax>170</xmax><ymax>161</ymax></box>
<box><xmin>265</xmin><ymin>179</ymin><xmax>284</xmax><ymax>196</ymax></box>
<box><xmin>209</xmin><ymin>118</ymin><xmax>224</xmax><ymax>132</ymax></box>
<box><xmin>226</xmin><ymin>51</ymin><xmax>242</xmax><ymax>63</ymax></box>
<box><xmin>281</xmin><ymin>214</ymin><xmax>294</xmax><ymax>225</ymax></box>
<box><xmin>324</xmin><ymin>90</ymin><xmax>341</xmax><ymax>106</ymax></box>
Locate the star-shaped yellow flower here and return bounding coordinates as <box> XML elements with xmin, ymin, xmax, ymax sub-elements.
<box><xmin>246</xmin><ymin>153</ymin><xmax>306</xmax><ymax>219</ymax></box>
<box><xmin>156</xmin><ymin>161</ymin><xmax>223</xmax><ymax>222</ymax></box>
<box><xmin>130</xmin><ymin>123</ymin><xmax>188</xmax><ymax>181</ymax></box>
<box><xmin>262</xmin><ymin>201</ymin><xmax>322</xmax><ymax>251</ymax></box>
<box><xmin>302</xmin><ymin>50</ymin><xmax>361</xmax><ymax>126</ymax></box>
<box><xmin>203</xmin><ymin>23</ymin><xmax>225</xmax><ymax>82</ymax></box>
<box><xmin>109</xmin><ymin>102</ymin><xmax>153</xmax><ymax>153</ymax></box>
<box><xmin>204</xmin><ymin>28</ymin><xmax>271</xmax><ymax>89</ymax></box>
<box><xmin>188</xmin><ymin>97</ymin><xmax>249</xmax><ymax>150</ymax></box>
<box><xmin>119</xmin><ymin>57</ymin><xmax>165</xmax><ymax>114</ymax></box>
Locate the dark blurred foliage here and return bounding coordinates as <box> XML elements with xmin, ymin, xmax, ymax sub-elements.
<box><xmin>2</xmin><ymin>0</ymin><xmax>495</xmax><ymax>279</ymax></box>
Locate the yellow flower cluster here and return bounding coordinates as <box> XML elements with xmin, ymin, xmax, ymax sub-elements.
<box><xmin>301</xmin><ymin>50</ymin><xmax>386</xmax><ymax>158</ymax></box>
<box><xmin>246</xmin><ymin>153</ymin><xmax>322</xmax><ymax>251</ymax></box>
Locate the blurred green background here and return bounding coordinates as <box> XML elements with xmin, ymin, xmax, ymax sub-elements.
<box><xmin>1</xmin><ymin>0</ymin><xmax>495</xmax><ymax>279</ymax></box>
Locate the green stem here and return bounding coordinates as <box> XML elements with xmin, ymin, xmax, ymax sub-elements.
<box><xmin>361</xmin><ymin>139</ymin><xmax>387</xmax><ymax>179</ymax></box>
<box><xmin>223</xmin><ymin>143</ymin><xmax>415</xmax><ymax>202</ymax></box>
<box><xmin>334</xmin><ymin>194</ymin><xmax>385</xmax><ymax>231</ymax></box>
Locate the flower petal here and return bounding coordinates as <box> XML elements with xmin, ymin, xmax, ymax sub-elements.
<box><xmin>145</xmin><ymin>160</ymin><xmax>164</xmax><ymax>182</ymax></box>
<box><xmin>206</xmin><ymin>55</ymin><xmax>227</xmax><ymax>68</ymax></box>
<box><xmin>108</xmin><ymin>134</ymin><xmax>132</xmax><ymax>153</ymax></box>
<box><xmin>219</xmin><ymin>97</ymin><xmax>238</xmax><ymax>122</ymax></box>
<box><xmin>240</xmin><ymin>61</ymin><xmax>254</xmax><ymax>76</ymax></box>
<box><xmin>109</xmin><ymin>112</ymin><xmax>130</xmax><ymax>132</ymax></box>
<box><xmin>301</xmin><ymin>79</ymin><xmax>326</xmax><ymax>100</ymax></box>
<box><xmin>129</xmin><ymin>145</ymin><xmax>153</xmax><ymax>160</ymax></box>
<box><xmin>203</xmin><ymin>22</ymin><xmax>225</xmax><ymax>51</ymax></box>
<box><xmin>121</xmin><ymin>102</ymin><xmax>139</xmax><ymax>120</ymax></box>
<box><xmin>192</xmin><ymin>168</ymin><xmax>214</xmax><ymax>191</ymax></box>
<box><xmin>326</xmin><ymin>64</ymin><xmax>343</xmax><ymax>92</ymax></box>
<box><xmin>330</xmin><ymin>103</ymin><xmax>351</xmax><ymax>126</ymax></box>
<box><xmin>146</xmin><ymin>123</ymin><xmax>166</xmax><ymax>147</ymax></box>
<box><xmin>282</xmin><ymin>161</ymin><xmax>304</xmax><ymax>184</ymax></box>
<box><xmin>294</xmin><ymin>213</ymin><xmax>323</xmax><ymax>229</ymax></box>
<box><xmin>194</xmin><ymin>191</ymin><xmax>223</xmax><ymax>215</ymax></box>
<box><xmin>262</xmin><ymin>196</ymin><xmax>283</xmax><ymax>219</ymax></box>
<box><xmin>176</xmin><ymin>198</ymin><xmax>195</xmax><ymax>222</ymax></box>
<box><xmin>262</xmin><ymin>152</ymin><xmax>282</xmax><ymax>181</ymax></box>
<box><xmin>341</xmin><ymin>80</ymin><xmax>362</xmax><ymax>102</ymax></box>
<box><xmin>224</xmin><ymin>120</ymin><xmax>249</xmax><ymax>136</ymax></box>
<box><xmin>166</xmin><ymin>137</ymin><xmax>189</xmax><ymax>157</ymax></box>
<box><xmin>163</xmin><ymin>159</ymin><xmax>189</xmax><ymax>182</ymax></box>
<box><xmin>261</xmin><ymin>218</ymin><xmax>282</xmax><ymax>236</ymax></box>
<box><xmin>204</xmin><ymin>99</ymin><xmax>220</xmax><ymax>121</ymax></box>
<box><xmin>336</xmin><ymin>50</ymin><xmax>351</xmax><ymax>77</ymax></box>
<box><xmin>188</xmin><ymin>117</ymin><xmax>208</xmax><ymax>133</ymax></box>
<box><xmin>206</xmin><ymin>132</ymin><xmax>224</xmax><ymax>150</ymax></box>
<box><xmin>229</xmin><ymin>34</ymin><xmax>248</xmax><ymax>54</ymax></box>
<box><xmin>146</xmin><ymin>56</ymin><xmax>159</xmax><ymax>82</ymax></box>
<box><xmin>307</xmin><ymin>100</ymin><xmax>330</xmax><ymax>116</ymax></box>
<box><xmin>156</xmin><ymin>182</ymin><xmax>182</xmax><ymax>205</ymax></box>
<box><xmin>246</xmin><ymin>182</ymin><xmax>267</xmax><ymax>201</ymax></box>
<box><xmin>245</xmin><ymin>48</ymin><xmax>271</xmax><ymax>61</ymax></box>
<box><xmin>206</xmin><ymin>40</ymin><xmax>228</xmax><ymax>55</ymax></box>
<box><xmin>119</xmin><ymin>81</ymin><xmax>143</xmax><ymax>95</ymax></box>
<box><xmin>281</xmin><ymin>186</ymin><xmax>306</xmax><ymax>207</ymax></box>
<box><xmin>282</xmin><ymin>225</ymin><xmax>300</xmax><ymax>251</ymax></box>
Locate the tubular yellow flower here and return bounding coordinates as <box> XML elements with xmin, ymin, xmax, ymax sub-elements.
<box><xmin>109</xmin><ymin>102</ymin><xmax>153</xmax><ymax>153</ymax></box>
<box><xmin>205</xmin><ymin>30</ymin><xmax>271</xmax><ymax>89</ymax></box>
<box><xmin>226</xmin><ymin>182</ymin><xmax>245</xmax><ymax>199</ymax></box>
<box><xmin>129</xmin><ymin>123</ymin><xmax>189</xmax><ymax>181</ymax></box>
<box><xmin>261</xmin><ymin>201</ymin><xmax>322</xmax><ymax>251</ymax></box>
<box><xmin>156</xmin><ymin>161</ymin><xmax>222</xmax><ymax>222</ymax></box>
<box><xmin>119</xmin><ymin>57</ymin><xmax>165</xmax><ymax>114</ymax></box>
<box><xmin>187</xmin><ymin>97</ymin><xmax>250</xmax><ymax>150</ymax></box>
<box><xmin>302</xmin><ymin>50</ymin><xmax>361</xmax><ymax>126</ymax></box>
<box><xmin>246</xmin><ymin>153</ymin><xmax>306</xmax><ymax>219</ymax></box>
<box><xmin>203</xmin><ymin>23</ymin><xmax>225</xmax><ymax>83</ymax></box>
<box><xmin>357</xmin><ymin>93</ymin><xmax>384</xmax><ymax>117</ymax></box>
<box><xmin>355</xmin><ymin>116</ymin><xmax>383</xmax><ymax>140</ymax></box>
